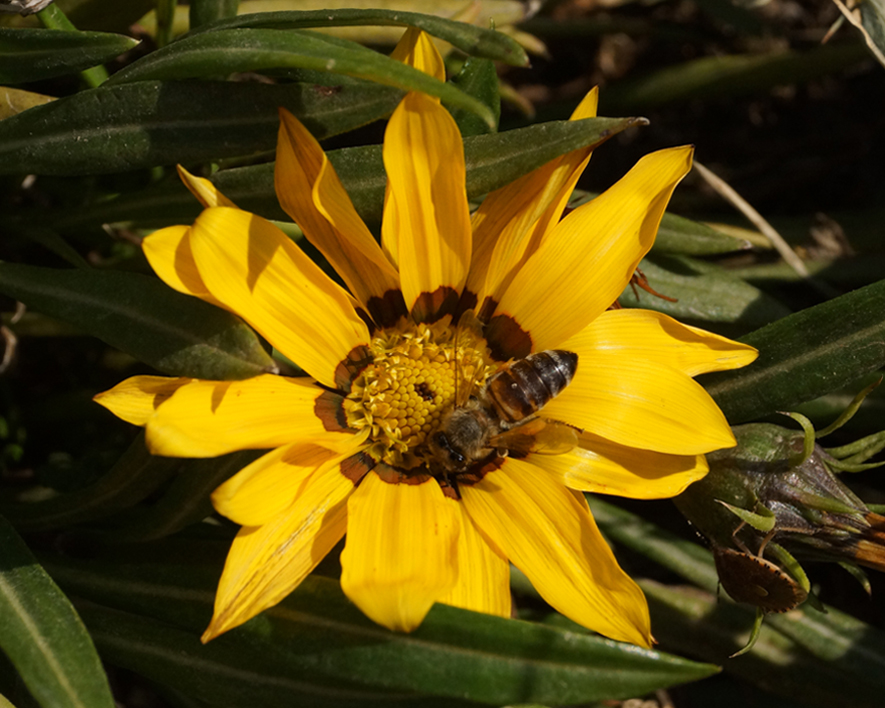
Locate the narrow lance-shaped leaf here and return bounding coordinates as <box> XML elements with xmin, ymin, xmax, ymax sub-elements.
<box><xmin>0</xmin><ymin>516</ymin><xmax>115</xmax><ymax>708</ymax></box>
<box><xmin>180</xmin><ymin>7</ymin><xmax>529</xmax><ymax>66</ymax></box>
<box><xmin>16</xmin><ymin>115</ymin><xmax>644</xmax><ymax>233</ymax></box>
<box><xmin>653</xmin><ymin>213</ymin><xmax>755</xmax><ymax>255</ymax></box>
<box><xmin>106</xmin><ymin>29</ymin><xmax>496</xmax><ymax>128</ymax></box>
<box><xmin>618</xmin><ymin>255</ymin><xmax>790</xmax><ymax>333</ymax></box>
<box><xmin>446</xmin><ymin>56</ymin><xmax>501</xmax><ymax>137</ymax></box>
<box><xmin>0</xmin><ymin>27</ymin><xmax>138</xmax><ymax>84</ymax></box>
<box><xmin>74</xmin><ymin>601</ymin><xmax>444</xmax><ymax>708</ymax></box>
<box><xmin>0</xmin><ymin>78</ymin><xmax>403</xmax><ymax>176</ymax></box>
<box><xmin>0</xmin><ymin>263</ymin><xmax>277</xmax><ymax>380</ymax></box>
<box><xmin>44</xmin><ymin>540</ymin><xmax>719</xmax><ymax>706</ymax></box>
<box><xmin>701</xmin><ymin>279</ymin><xmax>885</xmax><ymax>423</ymax></box>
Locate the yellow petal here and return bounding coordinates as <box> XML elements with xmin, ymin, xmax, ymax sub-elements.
<box><xmin>275</xmin><ymin>109</ymin><xmax>404</xmax><ymax>325</ymax></box>
<box><xmin>437</xmin><ymin>497</ymin><xmax>511</xmax><ymax>618</ymax></box>
<box><xmin>93</xmin><ymin>375</ymin><xmax>190</xmax><ymax>426</ymax></box>
<box><xmin>561</xmin><ymin>308</ymin><xmax>758</xmax><ymax>377</ymax></box>
<box><xmin>177</xmin><ymin>165</ymin><xmax>237</xmax><ymax>209</ymax></box>
<box><xmin>212</xmin><ymin>433</ymin><xmax>368</xmax><ymax>527</ymax></box>
<box><xmin>461</xmin><ymin>458</ymin><xmax>652</xmax><ymax>647</ymax></box>
<box><xmin>380</xmin><ymin>184</ymin><xmax>400</xmax><ymax>270</ymax></box>
<box><xmin>378</xmin><ymin>26</ymin><xmax>446</xmax><ymax>275</ymax></box>
<box><xmin>340</xmin><ymin>472</ymin><xmax>459</xmax><ymax>632</ymax></box>
<box><xmin>141</xmin><ymin>225</ymin><xmax>224</xmax><ymax>308</ymax></box>
<box><xmin>188</xmin><ymin>206</ymin><xmax>370</xmax><ymax>389</ymax></box>
<box><xmin>528</xmin><ymin>431</ymin><xmax>708</xmax><ymax>499</ymax></box>
<box><xmin>389</xmin><ymin>27</ymin><xmax>445</xmax><ymax>82</ymax></box>
<box><xmin>468</xmin><ymin>89</ymin><xmax>599</xmax><ymax>314</ymax></box>
<box><xmin>542</xmin><ymin>354</ymin><xmax>736</xmax><ymax>455</ymax></box>
<box><xmin>202</xmin><ymin>458</ymin><xmax>354</xmax><ymax>641</ymax></box>
<box><xmin>382</xmin><ymin>92</ymin><xmax>471</xmax><ymax>322</ymax></box>
<box><xmin>145</xmin><ymin>375</ymin><xmax>351</xmax><ymax>458</ymax></box>
<box><xmin>488</xmin><ymin>146</ymin><xmax>694</xmax><ymax>353</ymax></box>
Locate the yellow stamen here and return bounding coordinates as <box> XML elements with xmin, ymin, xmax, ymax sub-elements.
<box><xmin>344</xmin><ymin>317</ymin><xmax>492</xmax><ymax>470</ymax></box>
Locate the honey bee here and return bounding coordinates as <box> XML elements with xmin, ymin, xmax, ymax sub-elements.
<box><xmin>429</xmin><ymin>317</ymin><xmax>579</xmax><ymax>476</ymax></box>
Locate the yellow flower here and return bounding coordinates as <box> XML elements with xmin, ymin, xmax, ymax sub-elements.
<box><xmin>94</xmin><ymin>29</ymin><xmax>757</xmax><ymax>648</ymax></box>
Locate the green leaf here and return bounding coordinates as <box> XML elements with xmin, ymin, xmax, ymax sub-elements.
<box><xmin>446</xmin><ymin>56</ymin><xmax>500</xmax><ymax>137</ymax></box>
<box><xmin>325</xmin><ymin>116</ymin><xmax>645</xmax><ymax>226</ymax></box>
<box><xmin>106</xmin><ymin>29</ymin><xmax>495</xmax><ymax>129</ymax></box>
<box><xmin>182</xmin><ymin>8</ymin><xmax>529</xmax><ymax>67</ymax></box>
<box><xmin>570</xmin><ymin>191</ymin><xmax>761</xmax><ymax>255</ymax></box>
<box><xmin>19</xmin><ymin>115</ymin><xmax>644</xmax><ymax>233</ymax></box>
<box><xmin>74</xmin><ymin>601</ymin><xmax>451</xmax><ymax>708</ymax></box>
<box><xmin>654</xmin><ymin>213</ymin><xmax>755</xmax><ymax>255</ymax></box>
<box><xmin>0</xmin><ymin>262</ymin><xmax>277</xmax><ymax>379</ymax></box>
<box><xmin>0</xmin><ymin>433</ymin><xmax>180</xmax><ymax>533</ymax></box>
<box><xmin>0</xmin><ymin>27</ymin><xmax>138</xmax><ymax>84</ymax></box>
<box><xmin>701</xmin><ymin>279</ymin><xmax>885</xmax><ymax>424</ymax></box>
<box><xmin>0</xmin><ymin>78</ymin><xmax>403</xmax><ymax>176</ymax></box>
<box><xmin>618</xmin><ymin>255</ymin><xmax>791</xmax><ymax>333</ymax></box>
<box><xmin>0</xmin><ymin>516</ymin><xmax>114</xmax><ymax>708</ymax></box>
<box><xmin>45</xmin><ymin>540</ymin><xmax>718</xmax><ymax>706</ymax></box>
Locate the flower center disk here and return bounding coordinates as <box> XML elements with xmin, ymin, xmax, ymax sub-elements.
<box><xmin>344</xmin><ymin>319</ymin><xmax>492</xmax><ymax>473</ymax></box>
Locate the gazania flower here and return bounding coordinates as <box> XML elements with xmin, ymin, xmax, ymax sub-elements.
<box><xmin>95</xmin><ymin>29</ymin><xmax>756</xmax><ymax>648</ymax></box>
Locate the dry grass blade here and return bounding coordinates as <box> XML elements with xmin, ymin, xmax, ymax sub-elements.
<box><xmin>693</xmin><ymin>160</ymin><xmax>839</xmax><ymax>298</ymax></box>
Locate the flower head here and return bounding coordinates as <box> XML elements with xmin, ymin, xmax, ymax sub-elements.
<box><xmin>94</xmin><ymin>29</ymin><xmax>756</xmax><ymax>648</ymax></box>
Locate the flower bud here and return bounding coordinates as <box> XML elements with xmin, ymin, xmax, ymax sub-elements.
<box><xmin>675</xmin><ymin>399</ymin><xmax>885</xmax><ymax>614</ymax></box>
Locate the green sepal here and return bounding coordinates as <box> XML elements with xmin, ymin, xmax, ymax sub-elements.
<box><xmin>730</xmin><ymin>608</ymin><xmax>765</xmax><ymax>658</ymax></box>
<box><xmin>779</xmin><ymin>411</ymin><xmax>816</xmax><ymax>466</ymax></box>
<box><xmin>824</xmin><ymin>457</ymin><xmax>885</xmax><ymax>473</ymax></box>
<box><xmin>838</xmin><ymin>562</ymin><xmax>872</xmax><ymax>595</ymax></box>
<box><xmin>817</xmin><ymin>376</ymin><xmax>882</xmax><ymax>438</ymax></box>
<box><xmin>766</xmin><ymin>543</ymin><xmax>811</xmax><ymax>594</ymax></box>
<box><xmin>717</xmin><ymin>500</ymin><xmax>776</xmax><ymax>533</ymax></box>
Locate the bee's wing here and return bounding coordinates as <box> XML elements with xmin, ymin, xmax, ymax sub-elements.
<box><xmin>489</xmin><ymin>419</ymin><xmax>578</xmax><ymax>456</ymax></box>
<box><xmin>454</xmin><ymin>309</ymin><xmax>486</xmax><ymax>408</ymax></box>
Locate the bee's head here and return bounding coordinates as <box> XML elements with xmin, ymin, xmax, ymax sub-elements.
<box><xmin>432</xmin><ymin>431</ymin><xmax>466</xmax><ymax>468</ymax></box>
